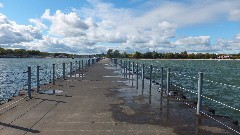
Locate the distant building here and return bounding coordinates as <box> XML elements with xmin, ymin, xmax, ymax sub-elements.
<box><xmin>217</xmin><ymin>55</ymin><xmax>233</xmax><ymax>59</ymax></box>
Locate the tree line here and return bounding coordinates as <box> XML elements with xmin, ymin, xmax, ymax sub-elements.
<box><xmin>0</xmin><ymin>47</ymin><xmax>74</xmax><ymax>58</ymax></box>
<box><xmin>0</xmin><ymin>47</ymin><xmax>107</xmax><ymax>58</ymax></box>
<box><xmin>106</xmin><ymin>49</ymin><xmax>240</xmax><ymax>59</ymax></box>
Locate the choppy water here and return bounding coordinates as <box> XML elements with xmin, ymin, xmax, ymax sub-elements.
<box><xmin>123</xmin><ymin>59</ymin><xmax>240</xmax><ymax>122</ymax></box>
<box><xmin>0</xmin><ymin>58</ymin><xmax>87</xmax><ymax>101</ymax></box>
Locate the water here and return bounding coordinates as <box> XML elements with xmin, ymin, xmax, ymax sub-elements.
<box><xmin>122</xmin><ymin>59</ymin><xmax>240</xmax><ymax>122</ymax></box>
<box><xmin>0</xmin><ymin>58</ymin><xmax>88</xmax><ymax>101</ymax></box>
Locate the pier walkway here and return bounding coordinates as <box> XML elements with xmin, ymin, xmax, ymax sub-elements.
<box><xmin>0</xmin><ymin>59</ymin><xmax>237</xmax><ymax>135</ymax></box>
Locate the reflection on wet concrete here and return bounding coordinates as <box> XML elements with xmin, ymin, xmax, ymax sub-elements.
<box><xmin>39</xmin><ymin>89</ymin><xmax>63</xmax><ymax>94</ymax></box>
<box><xmin>196</xmin><ymin>115</ymin><xmax>201</xmax><ymax>135</ymax></box>
<box><xmin>148</xmin><ymin>95</ymin><xmax>151</xmax><ymax>104</ymax></box>
<box><xmin>107</xmin><ymin>66</ymin><xmax>239</xmax><ymax>135</ymax></box>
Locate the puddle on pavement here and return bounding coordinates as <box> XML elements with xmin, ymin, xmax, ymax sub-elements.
<box><xmin>103</xmin><ymin>76</ymin><xmax>120</xmax><ymax>78</ymax></box>
<box><xmin>66</xmin><ymin>74</ymin><xmax>85</xmax><ymax>78</ymax></box>
<box><xmin>39</xmin><ymin>90</ymin><xmax>63</xmax><ymax>94</ymax></box>
<box><xmin>104</xmin><ymin>64</ymin><xmax>120</xmax><ymax>70</ymax></box>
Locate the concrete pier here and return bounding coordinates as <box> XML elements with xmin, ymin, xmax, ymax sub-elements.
<box><xmin>0</xmin><ymin>59</ymin><xmax>237</xmax><ymax>135</ymax></box>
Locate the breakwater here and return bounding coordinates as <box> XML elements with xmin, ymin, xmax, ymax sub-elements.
<box><xmin>0</xmin><ymin>58</ymin><xmax>239</xmax><ymax>134</ymax></box>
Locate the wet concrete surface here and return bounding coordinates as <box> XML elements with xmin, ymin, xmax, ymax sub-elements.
<box><xmin>107</xmin><ymin>66</ymin><xmax>240</xmax><ymax>135</ymax></box>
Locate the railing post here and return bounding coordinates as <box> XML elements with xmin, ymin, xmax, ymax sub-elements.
<box><xmin>136</xmin><ymin>63</ymin><xmax>138</xmax><ymax>89</ymax></box>
<box><xmin>149</xmin><ymin>65</ymin><xmax>152</xmax><ymax>96</ymax></box>
<box><xmin>27</xmin><ymin>67</ymin><xmax>32</xmax><ymax>99</ymax></box>
<box><xmin>37</xmin><ymin>66</ymin><xmax>40</xmax><ymax>93</ymax></box>
<box><xmin>78</xmin><ymin>61</ymin><xmax>81</xmax><ymax>77</ymax></box>
<box><xmin>75</xmin><ymin>61</ymin><xmax>77</xmax><ymax>71</ymax></box>
<box><xmin>79</xmin><ymin>61</ymin><xmax>81</xmax><ymax>71</ymax></box>
<box><xmin>160</xmin><ymin>67</ymin><xmax>163</xmax><ymax>93</ymax></box>
<box><xmin>128</xmin><ymin>61</ymin><xmax>131</xmax><ymax>79</ymax></box>
<box><xmin>70</xmin><ymin>62</ymin><xmax>72</xmax><ymax>78</ymax></box>
<box><xmin>160</xmin><ymin>67</ymin><xmax>163</xmax><ymax>110</ymax></box>
<box><xmin>126</xmin><ymin>61</ymin><xmax>128</xmax><ymax>78</ymax></box>
<box><xmin>142</xmin><ymin>64</ymin><xmax>145</xmax><ymax>90</ymax></box>
<box><xmin>132</xmin><ymin>62</ymin><xmax>134</xmax><ymax>76</ymax></box>
<box><xmin>120</xmin><ymin>60</ymin><xmax>123</xmax><ymax>73</ymax></box>
<box><xmin>53</xmin><ymin>64</ymin><xmax>55</xmax><ymax>85</ymax></box>
<box><xmin>82</xmin><ymin>60</ymin><xmax>84</xmax><ymax>70</ymax></box>
<box><xmin>124</xmin><ymin>61</ymin><xmax>126</xmax><ymax>77</ymax></box>
<box><xmin>124</xmin><ymin>61</ymin><xmax>127</xmax><ymax>78</ymax></box>
<box><xmin>131</xmin><ymin>62</ymin><xmax>134</xmax><ymax>86</ymax></box>
<box><xmin>63</xmin><ymin>63</ymin><xmax>65</xmax><ymax>80</ymax></box>
<box><xmin>197</xmin><ymin>72</ymin><xmax>203</xmax><ymax>115</ymax></box>
<box><xmin>75</xmin><ymin>61</ymin><xmax>77</xmax><ymax>78</ymax></box>
<box><xmin>167</xmin><ymin>68</ymin><xmax>170</xmax><ymax>96</ymax></box>
<box><xmin>132</xmin><ymin>62</ymin><xmax>134</xmax><ymax>73</ymax></box>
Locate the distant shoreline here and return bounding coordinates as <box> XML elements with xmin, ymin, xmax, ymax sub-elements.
<box><xmin>139</xmin><ymin>59</ymin><xmax>240</xmax><ymax>61</ymax></box>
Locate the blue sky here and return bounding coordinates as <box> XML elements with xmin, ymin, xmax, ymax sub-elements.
<box><xmin>0</xmin><ymin>0</ymin><xmax>240</xmax><ymax>54</ymax></box>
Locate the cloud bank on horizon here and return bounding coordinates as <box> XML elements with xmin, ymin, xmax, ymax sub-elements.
<box><xmin>0</xmin><ymin>0</ymin><xmax>240</xmax><ymax>54</ymax></box>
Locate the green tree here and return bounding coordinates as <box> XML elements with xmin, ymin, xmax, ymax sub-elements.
<box><xmin>188</xmin><ymin>53</ymin><xmax>196</xmax><ymax>59</ymax></box>
<box><xmin>113</xmin><ymin>50</ymin><xmax>121</xmax><ymax>58</ymax></box>
<box><xmin>152</xmin><ymin>51</ymin><xmax>159</xmax><ymax>59</ymax></box>
<box><xmin>106</xmin><ymin>49</ymin><xmax>113</xmax><ymax>58</ymax></box>
<box><xmin>158</xmin><ymin>53</ymin><xmax>164</xmax><ymax>59</ymax></box>
<box><xmin>133</xmin><ymin>51</ymin><xmax>142</xmax><ymax>59</ymax></box>
<box><xmin>14</xmin><ymin>49</ymin><xmax>26</xmax><ymax>55</ymax></box>
<box><xmin>0</xmin><ymin>48</ymin><xmax>6</xmax><ymax>55</ymax></box>
<box><xmin>143</xmin><ymin>52</ymin><xmax>153</xmax><ymax>59</ymax></box>
<box><xmin>195</xmin><ymin>53</ymin><xmax>204</xmax><ymax>59</ymax></box>
<box><xmin>181</xmin><ymin>51</ymin><xmax>188</xmax><ymax>59</ymax></box>
<box><xmin>122</xmin><ymin>52</ymin><xmax>129</xmax><ymax>58</ymax></box>
<box><xmin>205</xmin><ymin>53</ymin><xmax>210</xmax><ymax>59</ymax></box>
<box><xmin>165</xmin><ymin>53</ymin><xmax>174</xmax><ymax>59</ymax></box>
<box><xmin>5</xmin><ymin>49</ymin><xmax>14</xmax><ymax>55</ymax></box>
<box><xmin>174</xmin><ymin>53</ymin><xmax>180</xmax><ymax>59</ymax></box>
<box><xmin>210</xmin><ymin>53</ymin><xmax>217</xmax><ymax>59</ymax></box>
<box><xmin>27</xmin><ymin>50</ymin><xmax>41</xmax><ymax>55</ymax></box>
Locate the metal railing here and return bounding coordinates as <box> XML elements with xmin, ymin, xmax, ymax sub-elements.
<box><xmin>0</xmin><ymin>58</ymin><xmax>98</xmax><ymax>101</ymax></box>
<box><xmin>113</xmin><ymin>58</ymin><xmax>240</xmax><ymax>134</ymax></box>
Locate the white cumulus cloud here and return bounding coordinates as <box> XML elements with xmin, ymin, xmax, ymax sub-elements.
<box><xmin>42</xmin><ymin>9</ymin><xmax>89</xmax><ymax>37</ymax></box>
<box><xmin>214</xmin><ymin>34</ymin><xmax>240</xmax><ymax>53</ymax></box>
<box><xmin>29</xmin><ymin>18</ymin><xmax>47</xmax><ymax>29</ymax></box>
<box><xmin>0</xmin><ymin>13</ymin><xmax>42</xmax><ymax>45</ymax></box>
<box><xmin>174</xmin><ymin>36</ymin><xmax>210</xmax><ymax>46</ymax></box>
<box><xmin>171</xmin><ymin>36</ymin><xmax>212</xmax><ymax>53</ymax></box>
<box><xmin>2</xmin><ymin>0</ymin><xmax>240</xmax><ymax>54</ymax></box>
